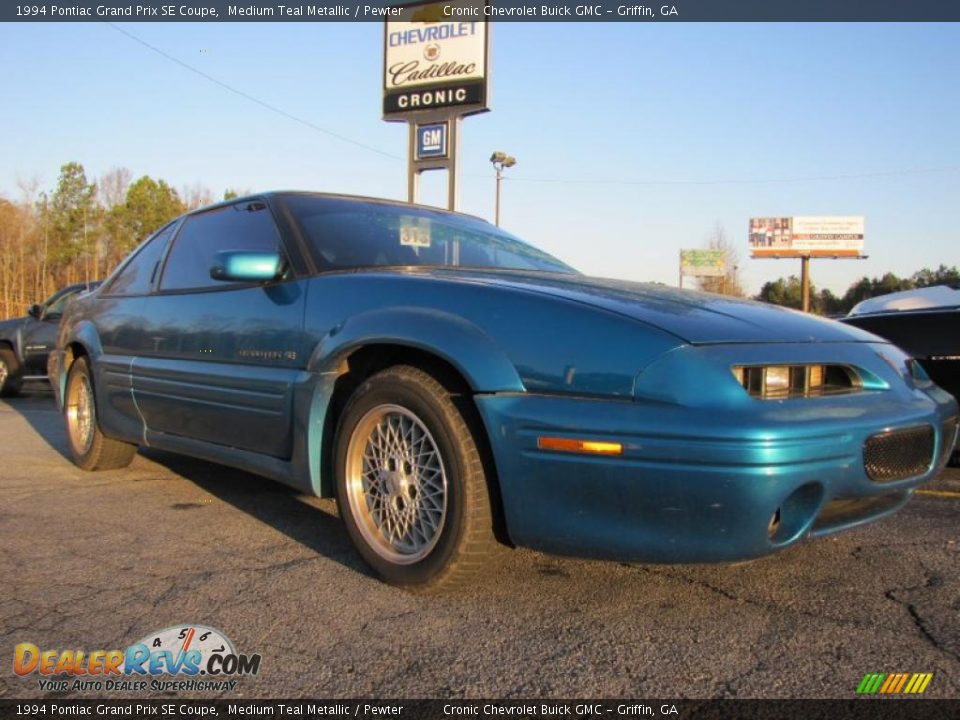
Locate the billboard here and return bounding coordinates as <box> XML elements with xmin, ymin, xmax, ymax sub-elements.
<box><xmin>749</xmin><ymin>216</ymin><xmax>865</xmax><ymax>257</ymax></box>
<box><xmin>383</xmin><ymin>1</ymin><xmax>491</xmax><ymax>118</ymax></box>
<box><xmin>680</xmin><ymin>249</ymin><xmax>726</xmax><ymax>277</ymax></box>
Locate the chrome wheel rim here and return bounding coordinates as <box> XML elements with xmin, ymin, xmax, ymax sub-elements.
<box><xmin>0</xmin><ymin>360</ymin><xmax>7</xmax><ymax>388</ymax></box>
<box><xmin>66</xmin><ymin>371</ymin><xmax>95</xmax><ymax>455</ymax></box>
<box><xmin>345</xmin><ymin>404</ymin><xmax>448</xmax><ymax>564</ymax></box>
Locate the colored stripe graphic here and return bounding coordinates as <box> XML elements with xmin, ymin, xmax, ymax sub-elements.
<box><xmin>856</xmin><ymin>673</ymin><xmax>885</xmax><ymax>694</ymax></box>
<box><xmin>857</xmin><ymin>672</ymin><xmax>932</xmax><ymax>694</ymax></box>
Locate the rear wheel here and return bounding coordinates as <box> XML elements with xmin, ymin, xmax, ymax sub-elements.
<box><xmin>65</xmin><ymin>356</ymin><xmax>137</xmax><ymax>471</ymax></box>
<box><xmin>334</xmin><ymin>365</ymin><xmax>497</xmax><ymax>591</ymax></box>
<box><xmin>0</xmin><ymin>348</ymin><xmax>23</xmax><ymax>398</ymax></box>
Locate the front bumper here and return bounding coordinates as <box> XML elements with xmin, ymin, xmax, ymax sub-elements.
<box><xmin>475</xmin><ymin>386</ymin><xmax>958</xmax><ymax>564</ymax></box>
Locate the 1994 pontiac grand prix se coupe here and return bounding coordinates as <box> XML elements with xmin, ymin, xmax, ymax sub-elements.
<box><xmin>50</xmin><ymin>193</ymin><xmax>958</xmax><ymax>590</ymax></box>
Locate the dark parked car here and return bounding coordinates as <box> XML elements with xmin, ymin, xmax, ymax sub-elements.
<box><xmin>0</xmin><ymin>282</ymin><xmax>99</xmax><ymax>396</ymax></box>
<box><xmin>842</xmin><ymin>285</ymin><xmax>959</xmax><ymax>463</ymax></box>
<box><xmin>51</xmin><ymin>193</ymin><xmax>958</xmax><ymax>590</ymax></box>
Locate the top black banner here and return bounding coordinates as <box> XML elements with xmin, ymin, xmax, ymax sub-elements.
<box><xmin>5</xmin><ymin>0</ymin><xmax>960</xmax><ymax>22</ymax></box>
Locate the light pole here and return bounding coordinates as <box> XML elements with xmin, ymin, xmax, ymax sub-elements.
<box><xmin>490</xmin><ymin>151</ymin><xmax>516</xmax><ymax>226</ymax></box>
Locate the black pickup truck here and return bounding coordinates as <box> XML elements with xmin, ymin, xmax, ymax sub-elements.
<box><xmin>841</xmin><ymin>284</ymin><xmax>959</xmax><ymax>465</ymax></box>
<box><xmin>0</xmin><ymin>282</ymin><xmax>99</xmax><ymax>396</ymax></box>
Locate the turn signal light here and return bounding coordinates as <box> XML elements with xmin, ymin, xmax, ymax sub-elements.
<box><xmin>537</xmin><ymin>437</ymin><xmax>624</xmax><ymax>456</ymax></box>
<box><xmin>537</xmin><ymin>435</ymin><xmax>623</xmax><ymax>455</ymax></box>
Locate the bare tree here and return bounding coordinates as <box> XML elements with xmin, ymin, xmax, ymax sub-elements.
<box><xmin>99</xmin><ymin>167</ymin><xmax>132</xmax><ymax>209</ymax></box>
<box><xmin>181</xmin><ymin>182</ymin><xmax>215</xmax><ymax>211</ymax></box>
<box><xmin>697</xmin><ymin>223</ymin><xmax>745</xmax><ymax>297</ymax></box>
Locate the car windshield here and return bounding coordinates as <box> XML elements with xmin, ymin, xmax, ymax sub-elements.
<box><xmin>281</xmin><ymin>195</ymin><xmax>576</xmax><ymax>274</ymax></box>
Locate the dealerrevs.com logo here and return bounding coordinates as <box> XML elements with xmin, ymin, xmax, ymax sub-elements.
<box><xmin>13</xmin><ymin>624</ymin><xmax>261</xmax><ymax>693</ymax></box>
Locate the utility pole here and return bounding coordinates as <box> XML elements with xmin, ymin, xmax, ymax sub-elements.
<box><xmin>490</xmin><ymin>151</ymin><xmax>516</xmax><ymax>226</ymax></box>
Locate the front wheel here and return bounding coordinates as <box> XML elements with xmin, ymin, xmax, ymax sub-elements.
<box><xmin>334</xmin><ymin>365</ymin><xmax>497</xmax><ymax>591</ymax></box>
<box><xmin>64</xmin><ymin>356</ymin><xmax>137</xmax><ymax>471</ymax></box>
<box><xmin>0</xmin><ymin>348</ymin><xmax>23</xmax><ymax>398</ymax></box>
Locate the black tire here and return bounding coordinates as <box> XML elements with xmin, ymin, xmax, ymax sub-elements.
<box><xmin>334</xmin><ymin>365</ymin><xmax>497</xmax><ymax>591</ymax></box>
<box><xmin>0</xmin><ymin>348</ymin><xmax>23</xmax><ymax>398</ymax></box>
<box><xmin>64</xmin><ymin>356</ymin><xmax>137</xmax><ymax>471</ymax></box>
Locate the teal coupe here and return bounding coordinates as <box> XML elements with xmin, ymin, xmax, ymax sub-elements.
<box><xmin>51</xmin><ymin>193</ymin><xmax>959</xmax><ymax>589</ymax></box>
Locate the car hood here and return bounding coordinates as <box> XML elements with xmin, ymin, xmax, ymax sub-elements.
<box><xmin>411</xmin><ymin>268</ymin><xmax>880</xmax><ymax>345</ymax></box>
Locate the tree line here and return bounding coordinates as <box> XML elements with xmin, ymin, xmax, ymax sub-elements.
<box><xmin>691</xmin><ymin>224</ymin><xmax>957</xmax><ymax>316</ymax></box>
<box><xmin>0</xmin><ymin>161</ymin><xmax>243</xmax><ymax>318</ymax></box>
<box><xmin>1</xmin><ymin>167</ymin><xmax>955</xmax><ymax>320</ymax></box>
<box><xmin>756</xmin><ymin>265</ymin><xmax>959</xmax><ymax>316</ymax></box>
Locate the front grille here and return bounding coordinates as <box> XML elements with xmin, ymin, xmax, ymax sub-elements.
<box><xmin>941</xmin><ymin>417</ymin><xmax>959</xmax><ymax>466</ymax></box>
<box><xmin>864</xmin><ymin>426</ymin><xmax>934</xmax><ymax>483</ymax></box>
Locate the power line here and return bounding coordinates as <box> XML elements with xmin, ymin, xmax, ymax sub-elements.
<box><xmin>104</xmin><ymin>24</ymin><xmax>959</xmax><ymax>190</ymax></box>
<box><xmin>504</xmin><ymin>165</ymin><xmax>960</xmax><ymax>187</ymax></box>
<box><xmin>105</xmin><ymin>22</ymin><xmax>402</xmax><ymax>162</ymax></box>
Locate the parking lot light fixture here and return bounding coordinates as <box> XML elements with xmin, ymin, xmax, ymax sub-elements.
<box><xmin>490</xmin><ymin>151</ymin><xmax>517</xmax><ymax>226</ymax></box>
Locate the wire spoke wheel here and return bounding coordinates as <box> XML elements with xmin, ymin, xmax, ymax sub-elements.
<box><xmin>66</xmin><ymin>371</ymin><xmax>95</xmax><ymax>456</ymax></box>
<box><xmin>335</xmin><ymin>365</ymin><xmax>496</xmax><ymax>589</ymax></box>
<box><xmin>345</xmin><ymin>404</ymin><xmax>448</xmax><ymax>564</ymax></box>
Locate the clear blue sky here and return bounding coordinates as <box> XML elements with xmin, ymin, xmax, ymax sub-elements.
<box><xmin>1</xmin><ymin>21</ymin><xmax>958</xmax><ymax>294</ymax></box>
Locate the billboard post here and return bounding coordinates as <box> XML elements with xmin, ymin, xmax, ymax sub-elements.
<box><xmin>749</xmin><ymin>216</ymin><xmax>868</xmax><ymax>312</ymax></box>
<box><xmin>384</xmin><ymin>1</ymin><xmax>491</xmax><ymax>211</ymax></box>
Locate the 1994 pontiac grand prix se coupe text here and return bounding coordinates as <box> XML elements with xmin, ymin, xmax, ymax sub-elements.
<box><xmin>50</xmin><ymin>193</ymin><xmax>958</xmax><ymax>590</ymax></box>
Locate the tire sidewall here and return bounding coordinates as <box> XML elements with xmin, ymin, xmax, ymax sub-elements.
<box><xmin>334</xmin><ymin>372</ymin><xmax>469</xmax><ymax>587</ymax></box>
<box><xmin>65</xmin><ymin>356</ymin><xmax>97</xmax><ymax>464</ymax></box>
<box><xmin>0</xmin><ymin>349</ymin><xmax>22</xmax><ymax>397</ymax></box>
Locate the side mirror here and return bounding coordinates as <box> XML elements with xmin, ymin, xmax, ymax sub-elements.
<box><xmin>210</xmin><ymin>251</ymin><xmax>284</xmax><ymax>283</ymax></box>
<box><xmin>27</xmin><ymin>304</ymin><xmax>42</xmax><ymax>318</ymax></box>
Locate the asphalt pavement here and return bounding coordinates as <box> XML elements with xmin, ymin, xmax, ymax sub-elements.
<box><xmin>1</xmin><ymin>385</ymin><xmax>958</xmax><ymax>699</ymax></box>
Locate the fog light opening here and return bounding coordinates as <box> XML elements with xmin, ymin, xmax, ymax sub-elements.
<box><xmin>767</xmin><ymin>508</ymin><xmax>782</xmax><ymax>539</ymax></box>
<box><xmin>768</xmin><ymin>482</ymin><xmax>825</xmax><ymax>546</ymax></box>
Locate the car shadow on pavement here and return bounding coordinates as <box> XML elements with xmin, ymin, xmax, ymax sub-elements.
<box><xmin>4</xmin><ymin>392</ymin><xmax>374</xmax><ymax>580</ymax></box>
<box><xmin>139</xmin><ymin>447</ymin><xmax>375</xmax><ymax>580</ymax></box>
<box><xmin>3</xmin><ymin>386</ymin><xmax>73</xmax><ymax>460</ymax></box>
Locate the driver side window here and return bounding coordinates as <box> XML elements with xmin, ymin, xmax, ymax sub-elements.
<box><xmin>159</xmin><ymin>201</ymin><xmax>281</xmax><ymax>292</ymax></box>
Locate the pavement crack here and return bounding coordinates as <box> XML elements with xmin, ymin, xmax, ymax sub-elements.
<box><xmin>882</xmin><ymin>563</ymin><xmax>959</xmax><ymax>664</ymax></box>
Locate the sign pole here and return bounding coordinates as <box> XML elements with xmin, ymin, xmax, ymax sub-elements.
<box><xmin>407</xmin><ymin>122</ymin><xmax>419</xmax><ymax>204</ymax></box>
<box><xmin>447</xmin><ymin>116</ymin><xmax>462</xmax><ymax>212</ymax></box>
<box><xmin>384</xmin><ymin>2</ymin><xmax>492</xmax><ymax>212</ymax></box>
<box><xmin>800</xmin><ymin>256</ymin><xmax>811</xmax><ymax>312</ymax></box>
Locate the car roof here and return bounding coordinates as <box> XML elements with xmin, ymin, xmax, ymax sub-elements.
<box><xmin>848</xmin><ymin>284</ymin><xmax>960</xmax><ymax>316</ymax></box>
<box><xmin>185</xmin><ymin>191</ymin><xmax>492</xmax><ymax>225</ymax></box>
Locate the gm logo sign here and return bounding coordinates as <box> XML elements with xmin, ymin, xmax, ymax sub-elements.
<box><xmin>416</xmin><ymin>122</ymin><xmax>448</xmax><ymax>160</ymax></box>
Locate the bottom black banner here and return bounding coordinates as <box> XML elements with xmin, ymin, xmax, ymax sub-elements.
<box><xmin>2</xmin><ymin>699</ymin><xmax>958</xmax><ymax>720</ymax></box>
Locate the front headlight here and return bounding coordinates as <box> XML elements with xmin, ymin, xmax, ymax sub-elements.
<box><xmin>731</xmin><ymin>364</ymin><xmax>862</xmax><ymax>399</ymax></box>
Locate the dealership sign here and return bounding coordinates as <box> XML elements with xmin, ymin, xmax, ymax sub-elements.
<box><xmin>383</xmin><ymin>0</ymin><xmax>490</xmax><ymax>117</ymax></box>
<box><xmin>416</xmin><ymin>121</ymin><xmax>448</xmax><ymax>159</ymax></box>
<box><xmin>749</xmin><ymin>216</ymin><xmax>865</xmax><ymax>257</ymax></box>
<box><xmin>680</xmin><ymin>249</ymin><xmax>726</xmax><ymax>277</ymax></box>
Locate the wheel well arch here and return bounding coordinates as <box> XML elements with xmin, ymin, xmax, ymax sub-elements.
<box><xmin>63</xmin><ymin>341</ymin><xmax>88</xmax><ymax>371</ymax></box>
<box><xmin>319</xmin><ymin>342</ymin><xmax>511</xmax><ymax>546</ymax></box>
